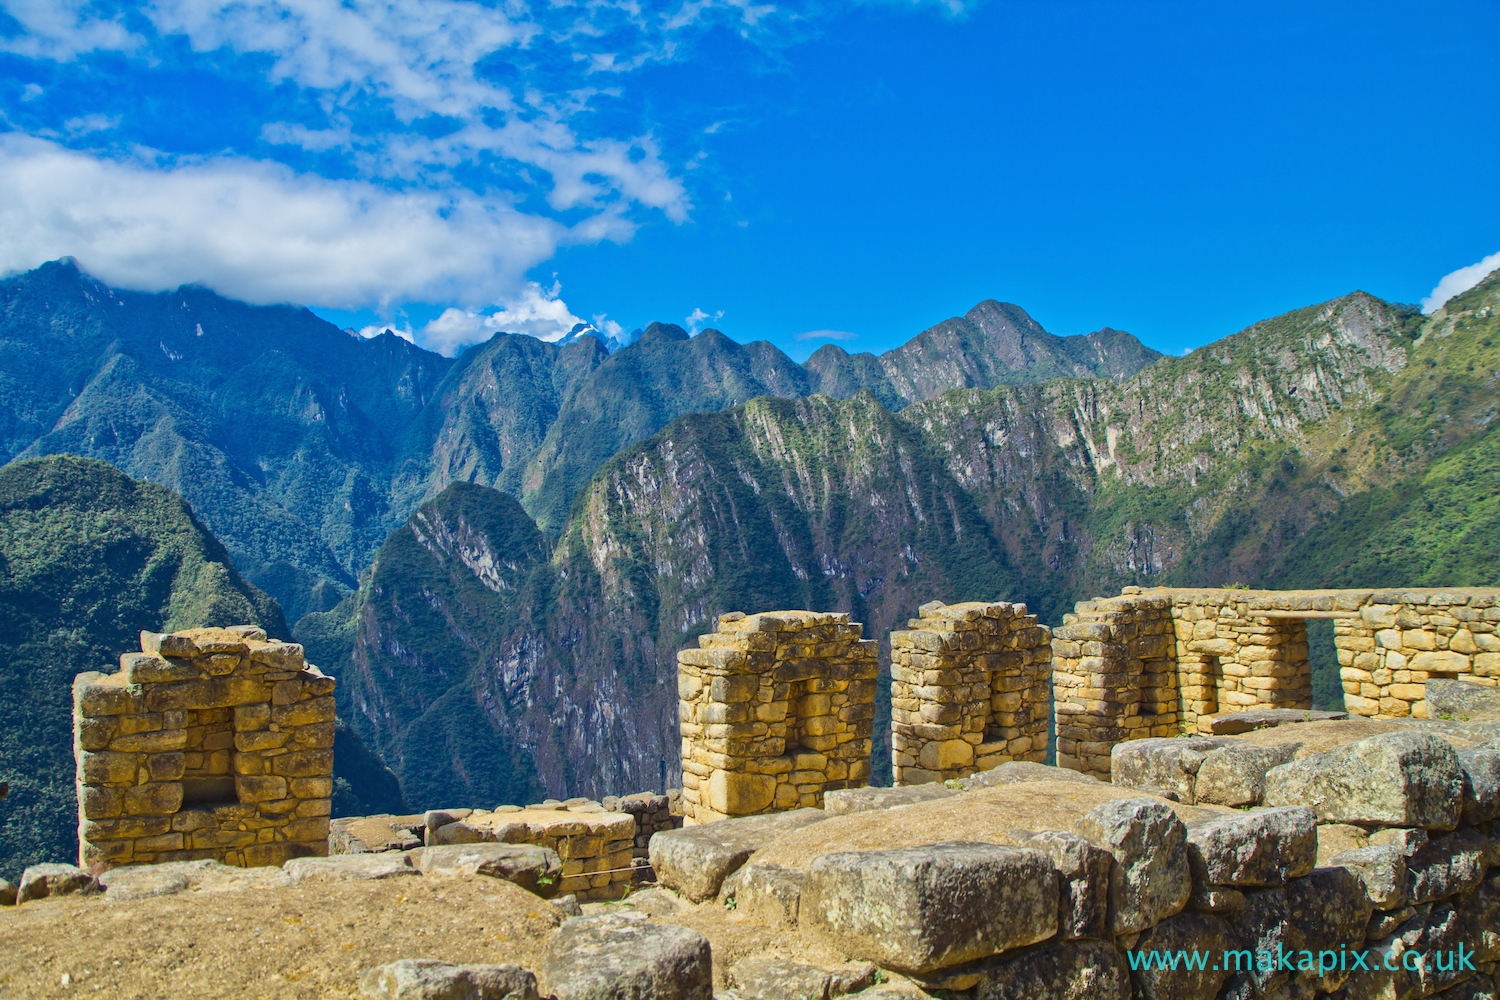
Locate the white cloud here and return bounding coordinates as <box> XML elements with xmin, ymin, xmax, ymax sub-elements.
<box><xmin>0</xmin><ymin>134</ymin><xmax>573</xmax><ymax>312</ymax></box>
<box><xmin>418</xmin><ymin>281</ymin><xmax>587</xmax><ymax>355</ymax></box>
<box><xmin>62</xmin><ymin>113</ymin><xmax>120</xmax><ymax>135</ymax></box>
<box><xmin>685</xmin><ymin>307</ymin><xmax>724</xmax><ymax>333</ymax></box>
<box><xmin>795</xmin><ymin>329</ymin><xmax>858</xmax><ymax>341</ymax></box>
<box><xmin>0</xmin><ymin>0</ymin><xmax>142</xmax><ymax>60</ymax></box>
<box><xmin>144</xmin><ymin>0</ymin><xmax>534</xmax><ymax>122</ymax></box>
<box><xmin>1422</xmin><ymin>250</ymin><xmax>1500</xmax><ymax>314</ymax></box>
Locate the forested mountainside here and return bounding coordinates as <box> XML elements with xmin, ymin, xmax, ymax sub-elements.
<box><xmin>0</xmin><ymin>456</ymin><xmax>284</xmax><ymax>879</ymax></box>
<box><xmin>0</xmin><ymin>261</ymin><xmax>1160</xmax><ymax>618</ymax></box>
<box><xmin>0</xmin><ymin>456</ymin><xmax>405</xmax><ymax>879</ymax></box>
<box><xmin>304</xmin><ymin>274</ymin><xmax>1500</xmax><ymax>809</ymax></box>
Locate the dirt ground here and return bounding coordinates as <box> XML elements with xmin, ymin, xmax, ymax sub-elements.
<box><xmin>0</xmin><ymin>874</ymin><xmax>561</xmax><ymax>1000</ymax></box>
<box><xmin>0</xmin><ymin>870</ymin><xmax>907</xmax><ymax>999</ymax></box>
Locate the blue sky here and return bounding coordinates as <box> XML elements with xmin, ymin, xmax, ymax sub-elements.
<box><xmin>1</xmin><ymin>1</ymin><xmax>1497</xmax><ymax>361</ymax></box>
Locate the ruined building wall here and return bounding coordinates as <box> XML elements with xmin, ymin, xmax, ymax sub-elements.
<box><xmin>676</xmin><ymin>611</ymin><xmax>878</xmax><ymax>825</ymax></box>
<box><xmin>73</xmin><ymin>626</ymin><xmax>335</xmax><ymax>869</ymax></box>
<box><xmin>889</xmin><ymin>600</ymin><xmax>1052</xmax><ymax>785</ymax></box>
<box><xmin>1054</xmin><ymin>587</ymin><xmax>1500</xmax><ymax>779</ymax></box>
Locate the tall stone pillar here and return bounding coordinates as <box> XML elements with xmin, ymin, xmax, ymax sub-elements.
<box><xmin>889</xmin><ymin>601</ymin><xmax>1051</xmax><ymax>785</ymax></box>
<box><xmin>676</xmin><ymin>611</ymin><xmax>877</xmax><ymax>825</ymax></box>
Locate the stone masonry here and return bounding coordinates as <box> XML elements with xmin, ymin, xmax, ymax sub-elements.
<box><xmin>73</xmin><ymin>626</ymin><xmax>335</xmax><ymax>869</ymax></box>
<box><xmin>676</xmin><ymin>611</ymin><xmax>878</xmax><ymax>824</ymax></box>
<box><xmin>1054</xmin><ymin>587</ymin><xmax>1500</xmax><ymax>778</ymax></box>
<box><xmin>889</xmin><ymin>600</ymin><xmax>1052</xmax><ymax>785</ymax></box>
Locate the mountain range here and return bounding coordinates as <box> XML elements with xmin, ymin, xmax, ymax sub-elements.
<box><xmin>0</xmin><ymin>260</ymin><xmax>1162</xmax><ymax>623</ymax></box>
<box><xmin>2</xmin><ymin>258</ymin><xmax>1497</xmax><ymax>822</ymax></box>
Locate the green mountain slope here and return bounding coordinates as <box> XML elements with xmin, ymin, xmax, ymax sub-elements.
<box><xmin>1</xmin><ymin>261</ymin><xmax>453</xmax><ymax>623</ymax></box>
<box><xmin>0</xmin><ymin>455</ymin><xmax>287</xmax><ymax>879</ymax></box>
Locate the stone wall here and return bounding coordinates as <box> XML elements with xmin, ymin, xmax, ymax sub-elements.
<box><xmin>1052</xmin><ymin>593</ymin><xmax>1180</xmax><ymax>779</ymax></box>
<box><xmin>1054</xmin><ymin>587</ymin><xmax>1500</xmax><ymax>779</ymax></box>
<box><xmin>889</xmin><ymin>600</ymin><xmax>1051</xmax><ymax>785</ymax></box>
<box><xmin>652</xmin><ymin>721</ymin><xmax>1500</xmax><ymax>1000</ymax></box>
<box><xmin>329</xmin><ymin>790</ymin><xmax>683</xmax><ymax>901</ymax></box>
<box><xmin>676</xmin><ymin>611</ymin><xmax>878</xmax><ymax>824</ymax></box>
<box><xmin>1341</xmin><ymin>591</ymin><xmax>1500</xmax><ymax>717</ymax></box>
<box><xmin>73</xmin><ymin>626</ymin><xmax>334</xmax><ymax>869</ymax></box>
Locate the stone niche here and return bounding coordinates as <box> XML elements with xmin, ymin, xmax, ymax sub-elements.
<box><xmin>677</xmin><ymin>611</ymin><xmax>878</xmax><ymax>824</ymax></box>
<box><xmin>890</xmin><ymin>600</ymin><xmax>1052</xmax><ymax>785</ymax></box>
<box><xmin>73</xmin><ymin>626</ymin><xmax>336</xmax><ymax>870</ymax></box>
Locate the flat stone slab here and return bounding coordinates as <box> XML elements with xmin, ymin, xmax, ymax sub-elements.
<box><xmin>801</xmin><ymin>842</ymin><xmax>1058</xmax><ymax>975</ymax></box>
<box><xmin>410</xmin><ymin>843</ymin><xmax>562</xmax><ymax>896</ymax></box>
<box><xmin>1201</xmin><ymin>709</ymin><xmax>1349</xmax><ymax>735</ymax></box>
<box><xmin>956</xmin><ymin>762</ymin><xmax>1101</xmax><ymax>789</ymax></box>
<box><xmin>649</xmin><ymin>808</ymin><xmax>828</xmax><ymax>902</ymax></box>
<box><xmin>331</xmin><ymin>814</ymin><xmax>426</xmax><ymax>854</ymax></box>
<box><xmin>17</xmin><ymin>864</ymin><xmax>98</xmax><ymax>903</ymax></box>
<box><xmin>1111</xmin><ymin>737</ymin><xmax>1240</xmax><ymax>803</ymax></box>
<box><xmin>285</xmin><ymin>853</ymin><xmax>418</xmax><ymax>884</ymax></box>
<box><xmin>1263</xmin><ymin>733</ymin><xmax>1465</xmax><ymax>829</ymax></box>
<box><xmin>1426</xmin><ymin>678</ymin><xmax>1500</xmax><ymax>718</ymax></box>
<box><xmin>539</xmin><ymin>914</ymin><xmax>712</xmax><ymax>1000</ymax></box>
<box><xmin>359</xmin><ymin>959</ymin><xmax>540</xmax><ymax>1000</ymax></box>
<box><xmin>99</xmin><ymin>859</ymin><xmax>293</xmax><ymax>900</ymax></box>
<box><xmin>823</xmin><ymin>785</ymin><xmax>956</xmax><ymax>815</ymax></box>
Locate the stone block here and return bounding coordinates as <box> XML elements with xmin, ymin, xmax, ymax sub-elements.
<box><xmin>79</xmin><ymin>750</ymin><xmax>138</xmax><ymax>784</ymax></box>
<box><xmin>719</xmin><ymin>862</ymin><xmax>805</xmax><ymax>927</ymax></box>
<box><xmin>125</xmin><ymin>781</ymin><xmax>184</xmax><ymax>816</ymax></box>
<box><xmin>1019</xmin><ymin>830</ymin><xmax>1111</xmax><ymax>941</ymax></box>
<box><xmin>1458</xmin><ymin>745</ymin><xmax>1500</xmax><ymax>825</ymax></box>
<box><xmin>917</xmin><ymin>738</ymin><xmax>974</xmax><ymax>771</ymax></box>
<box><xmin>707</xmin><ymin>770</ymin><xmax>776</xmax><ymax>816</ymax></box>
<box><xmin>1192</xmin><ymin>742</ymin><xmax>1302</xmax><ymax>807</ymax></box>
<box><xmin>285</xmin><ymin>853</ymin><xmax>417</xmax><ymax>883</ymax></box>
<box><xmin>801</xmin><ymin>842</ymin><xmax>1058</xmax><ymax>974</ymax></box>
<box><xmin>1406</xmin><ymin>829</ymin><xmax>1487</xmax><ymax>904</ymax></box>
<box><xmin>1219</xmin><ymin>887</ymin><xmax>1290</xmax><ymax>1000</ymax></box>
<box><xmin>358</xmin><ymin>960</ymin><xmax>540</xmax><ymax>1000</ymax></box>
<box><xmin>968</xmin><ymin>939</ymin><xmax>1130</xmax><ymax>1000</ymax></box>
<box><xmin>1184</xmin><ymin>806</ymin><xmax>1317</xmax><ymax>887</ymax></box>
<box><xmin>1263</xmin><ymin>733</ymin><xmax>1465</xmax><ymax>829</ymax></box>
<box><xmin>1129</xmin><ymin>911</ymin><xmax>1230</xmax><ymax>1000</ymax></box>
<box><xmin>17</xmin><ymin>864</ymin><xmax>98</xmax><ymax>903</ymax></box>
<box><xmin>1110</xmin><ymin>737</ymin><xmax>1238</xmax><ymax>803</ymax></box>
<box><xmin>1328</xmin><ymin>845</ymin><xmax>1408</xmax><ymax>909</ymax></box>
<box><xmin>1283</xmin><ymin>865</ymin><xmax>1373</xmax><ymax>994</ymax></box>
<box><xmin>1075</xmin><ymin>798</ymin><xmax>1191</xmax><ymax>934</ymax></box>
<box><xmin>540</xmin><ymin>914</ymin><xmax>711</xmax><ymax>1000</ymax></box>
<box><xmin>271</xmin><ymin>695</ymin><xmax>336</xmax><ymax>726</ymax></box>
<box><xmin>235</xmin><ymin>774</ymin><xmax>289</xmax><ymax>803</ymax></box>
<box><xmin>650</xmin><ymin>808</ymin><xmax>827</xmax><ymax>902</ymax></box>
<box><xmin>822</xmin><ymin>784</ymin><xmax>956</xmax><ymax>815</ymax></box>
<box><xmin>411</xmin><ymin>844</ymin><xmax>562</xmax><ymax>897</ymax></box>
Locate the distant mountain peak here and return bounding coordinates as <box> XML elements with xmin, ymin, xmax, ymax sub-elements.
<box><xmin>555</xmin><ymin>321</ymin><xmax>641</xmax><ymax>353</ymax></box>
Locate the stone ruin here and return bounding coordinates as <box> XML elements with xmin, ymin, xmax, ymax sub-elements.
<box><xmin>889</xmin><ymin>600</ymin><xmax>1052</xmax><ymax>785</ymax></box>
<box><xmin>1053</xmin><ymin>587</ymin><xmax>1500</xmax><ymax>779</ymax></box>
<box><xmin>676</xmin><ymin>611</ymin><xmax>878</xmax><ymax>824</ymax></box>
<box><xmin>72</xmin><ymin>626</ymin><xmax>335</xmax><ymax>870</ymax></box>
